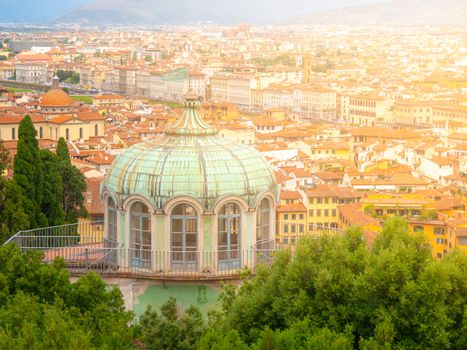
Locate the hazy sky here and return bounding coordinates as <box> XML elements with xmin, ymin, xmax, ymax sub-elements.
<box><xmin>0</xmin><ymin>0</ymin><xmax>386</xmax><ymax>23</ymax></box>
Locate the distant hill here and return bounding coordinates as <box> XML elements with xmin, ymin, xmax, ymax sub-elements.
<box><xmin>0</xmin><ymin>0</ymin><xmax>87</xmax><ymax>23</ymax></box>
<box><xmin>55</xmin><ymin>0</ymin><xmax>382</xmax><ymax>26</ymax></box>
<box><xmin>54</xmin><ymin>0</ymin><xmax>320</xmax><ymax>26</ymax></box>
<box><xmin>292</xmin><ymin>0</ymin><xmax>467</xmax><ymax>26</ymax></box>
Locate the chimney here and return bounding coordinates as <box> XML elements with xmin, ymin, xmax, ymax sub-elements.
<box><xmin>52</xmin><ymin>75</ymin><xmax>60</xmax><ymax>89</ymax></box>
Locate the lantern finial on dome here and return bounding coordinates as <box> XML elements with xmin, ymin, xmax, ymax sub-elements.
<box><xmin>165</xmin><ymin>92</ymin><xmax>218</xmax><ymax>136</ymax></box>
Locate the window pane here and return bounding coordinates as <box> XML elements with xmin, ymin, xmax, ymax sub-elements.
<box><xmin>171</xmin><ymin>218</ymin><xmax>183</xmax><ymax>233</ymax></box>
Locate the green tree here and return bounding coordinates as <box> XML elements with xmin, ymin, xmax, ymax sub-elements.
<box><xmin>136</xmin><ymin>297</ymin><xmax>207</xmax><ymax>350</ymax></box>
<box><xmin>13</xmin><ymin>115</ymin><xmax>46</xmax><ymax>228</ymax></box>
<box><xmin>67</xmin><ymin>72</ymin><xmax>80</xmax><ymax>84</ymax></box>
<box><xmin>0</xmin><ymin>244</ymin><xmax>134</xmax><ymax>349</ymax></box>
<box><xmin>56</xmin><ymin>137</ymin><xmax>87</xmax><ymax>223</ymax></box>
<box><xmin>0</xmin><ymin>178</ymin><xmax>29</xmax><ymax>244</ymax></box>
<box><xmin>40</xmin><ymin>150</ymin><xmax>65</xmax><ymax>226</ymax></box>
<box><xmin>56</xmin><ymin>137</ymin><xmax>70</xmax><ymax>162</ymax></box>
<box><xmin>0</xmin><ymin>139</ymin><xmax>10</xmax><ymax>174</ymax></box>
<box><xmin>200</xmin><ymin>218</ymin><xmax>466</xmax><ymax>349</ymax></box>
<box><xmin>61</xmin><ymin>162</ymin><xmax>87</xmax><ymax>223</ymax></box>
<box><xmin>56</xmin><ymin>70</ymin><xmax>73</xmax><ymax>82</ymax></box>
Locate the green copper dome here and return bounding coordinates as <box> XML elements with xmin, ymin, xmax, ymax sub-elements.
<box><xmin>103</xmin><ymin>94</ymin><xmax>277</xmax><ymax>210</ymax></box>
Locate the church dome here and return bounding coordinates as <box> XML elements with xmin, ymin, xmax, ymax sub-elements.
<box><xmin>103</xmin><ymin>94</ymin><xmax>277</xmax><ymax>210</ymax></box>
<box><xmin>40</xmin><ymin>88</ymin><xmax>73</xmax><ymax>107</ymax></box>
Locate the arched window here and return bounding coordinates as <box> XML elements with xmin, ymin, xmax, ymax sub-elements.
<box><xmin>94</xmin><ymin>124</ymin><xmax>98</xmax><ymax>136</ymax></box>
<box><xmin>11</xmin><ymin>128</ymin><xmax>15</xmax><ymax>140</ymax></box>
<box><xmin>171</xmin><ymin>204</ymin><xmax>198</xmax><ymax>270</ymax></box>
<box><xmin>256</xmin><ymin>198</ymin><xmax>271</xmax><ymax>250</ymax></box>
<box><xmin>65</xmin><ymin>128</ymin><xmax>69</xmax><ymax>141</ymax></box>
<box><xmin>39</xmin><ymin>127</ymin><xmax>43</xmax><ymax>139</ymax></box>
<box><xmin>130</xmin><ymin>202</ymin><xmax>151</xmax><ymax>268</ymax></box>
<box><xmin>107</xmin><ymin>197</ymin><xmax>117</xmax><ymax>242</ymax></box>
<box><xmin>218</xmin><ymin>203</ymin><xmax>241</xmax><ymax>269</ymax></box>
<box><xmin>79</xmin><ymin>127</ymin><xmax>83</xmax><ymax>140</ymax></box>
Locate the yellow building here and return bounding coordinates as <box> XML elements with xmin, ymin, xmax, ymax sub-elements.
<box><xmin>454</xmin><ymin>227</ymin><xmax>467</xmax><ymax>255</ymax></box>
<box><xmin>309</xmin><ymin>142</ymin><xmax>351</xmax><ymax>161</ymax></box>
<box><xmin>361</xmin><ymin>191</ymin><xmax>463</xmax><ymax>220</ymax></box>
<box><xmin>276</xmin><ymin>190</ymin><xmax>307</xmax><ymax>244</ymax></box>
<box><xmin>408</xmin><ymin>220</ymin><xmax>454</xmax><ymax>259</ymax></box>
<box><xmin>306</xmin><ymin>185</ymin><xmax>361</xmax><ymax>230</ymax></box>
<box><xmin>199</xmin><ymin>101</ymin><xmax>239</xmax><ymax>121</ymax></box>
<box><xmin>337</xmin><ymin>202</ymin><xmax>382</xmax><ymax>245</ymax></box>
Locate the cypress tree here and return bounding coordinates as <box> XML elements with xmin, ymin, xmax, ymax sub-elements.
<box><xmin>56</xmin><ymin>137</ymin><xmax>70</xmax><ymax>163</ymax></box>
<box><xmin>40</xmin><ymin>150</ymin><xmax>65</xmax><ymax>226</ymax></box>
<box><xmin>13</xmin><ymin>115</ymin><xmax>47</xmax><ymax>228</ymax></box>
<box><xmin>56</xmin><ymin>137</ymin><xmax>88</xmax><ymax>223</ymax></box>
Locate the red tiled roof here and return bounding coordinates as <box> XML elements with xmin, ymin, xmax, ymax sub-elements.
<box><xmin>276</xmin><ymin>203</ymin><xmax>307</xmax><ymax>212</ymax></box>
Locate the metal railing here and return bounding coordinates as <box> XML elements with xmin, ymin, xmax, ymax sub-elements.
<box><xmin>3</xmin><ymin>222</ymin><xmax>276</xmax><ymax>279</ymax></box>
<box><xmin>4</xmin><ymin>221</ymin><xmax>343</xmax><ymax>279</ymax></box>
<box><xmin>5</xmin><ymin>221</ymin><xmax>104</xmax><ymax>248</ymax></box>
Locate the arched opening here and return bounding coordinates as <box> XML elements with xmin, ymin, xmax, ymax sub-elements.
<box><xmin>79</xmin><ymin>127</ymin><xmax>83</xmax><ymax>140</ymax></box>
<box><xmin>171</xmin><ymin>204</ymin><xmax>198</xmax><ymax>271</ymax></box>
<box><xmin>129</xmin><ymin>202</ymin><xmax>151</xmax><ymax>268</ymax></box>
<box><xmin>65</xmin><ymin>128</ymin><xmax>69</xmax><ymax>141</ymax></box>
<box><xmin>94</xmin><ymin>124</ymin><xmax>98</xmax><ymax>136</ymax></box>
<box><xmin>39</xmin><ymin>127</ymin><xmax>43</xmax><ymax>139</ymax></box>
<box><xmin>218</xmin><ymin>203</ymin><xmax>241</xmax><ymax>270</ymax></box>
<box><xmin>11</xmin><ymin>127</ymin><xmax>15</xmax><ymax>140</ymax></box>
<box><xmin>256</xmin><ymin>198</ymin><xmax>271</xmax><ymax>250</ymax></box>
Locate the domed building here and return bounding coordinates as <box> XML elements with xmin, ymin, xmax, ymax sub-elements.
<box><xmin>40</xmin><ymin>76</ymin><xmax>74</xmax><ymax>118</ymax></box>
<box><xmin>102</xmin><ymin>93</ymin><xmax>279</xmax><ymax>275</ymax></box>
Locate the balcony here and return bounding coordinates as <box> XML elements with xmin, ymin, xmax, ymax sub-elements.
<box><xmin>4</xmin><ymin>221</ymin><xmax>276</xmax><ymax>280</ymax></box>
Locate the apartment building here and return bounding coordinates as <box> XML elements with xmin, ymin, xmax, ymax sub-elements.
<box><xmin>349</xmin><ymin>94</ymin><xmax>392</xmax><ymax>126</ymax></box>
<box><xmin>293</xmin><ymin>86</ymin><xmax>337</xmax><ymax>121</ymax></box>
<box><xmin>306</xmin><ymin>185</ymin><xmax>361</xmax><ymax>230</ymax></box>
<box><xmin>393</xmin><ymin>100</ymin><xmax>432</xmax><ymax>127</ymax></box>
<box><xmin>432</xmin><ymin>105</ymin><xmax>467</xmax><ymax>124</ymax></box>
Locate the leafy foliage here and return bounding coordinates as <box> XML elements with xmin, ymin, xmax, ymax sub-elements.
<box><xmin>200</xmin><ymin>218</ymin><xmax>466</xmax><ymax>349</ymax></box>
<box><xmin>56</xmin><ymin>70</ymin><xmax>80</xmax><ymax>84</ymax></box>
<box><xmin>0</xmin><ymin>140</ymin><xmax>9</xmax><ymax>174</ymax></box>
<box><xmin>0</xmin><ymin>178</ymin><xmax>29</xmax><ymax>244</ymax></box>
<box><xmin>136</xmin><ymin>297</ymin><xmax>207</xmax><ymax>350</ymax></box>
<box><xmin>0</xmin><ymin>212</ymin><xmax>464</xmax><ymax>349</ymax></box>
<box><xmin>252</xmin><ymin>54</ymin><xmax>296</xmax><ymax>67</ymax></box>
<box><xmin>61</xmin><ymin>160</ymin><xmax>88</xmax><ymax>223</ymax></box>
<box><xmin>56</xmin><ymin>137</ymin><xmax>88</xmax><ymax>223</ymax></box>
<box><xmin>0</xmin><ymin>244</ymin><xmax>134</xmax><ymax>349</ymax></box>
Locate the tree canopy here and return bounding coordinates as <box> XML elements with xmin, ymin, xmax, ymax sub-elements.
<box><xmin>197</xmin><ymin>217</ymin><xmax>466</xmax><ymax>349</ymax></box>
<box><xmin>0</xmin><ymin>216</ymin><xmax>465</xmax><ymax>349</ymax></box>
<box><xmin>135</xmin><ymin>218</ymin><xmax>466</xmax><ymax>350</ymax></box>
<box><xmin>0</xmin><ymin>244</ymin><xmax>134</xmax><ymax>349</ymax></box>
